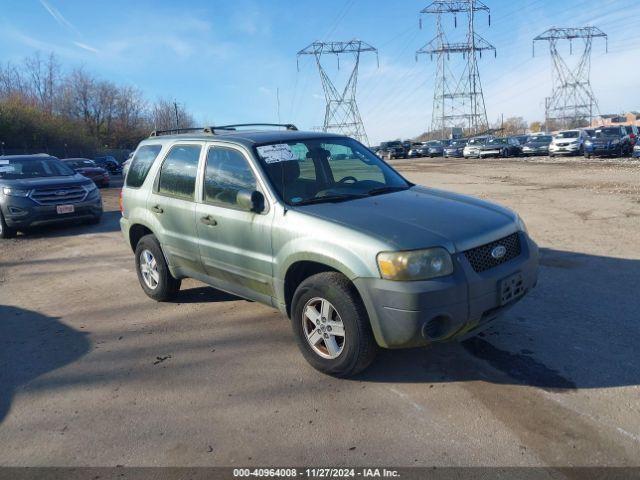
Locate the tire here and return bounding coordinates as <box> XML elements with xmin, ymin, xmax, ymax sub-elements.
<box><xmin>134</xmin><ymin>234</ymin><xmax>181</xmax><ymax>301</ymax></box>
<box><xmin>291</xmin><ymin>272</ymin><xmax>377</xmax><ymax>377</ymax></box>
<box><xmin>0</xmin><ymin>210</ymin><xmax>17</xmax><ymax>239</ymax></box>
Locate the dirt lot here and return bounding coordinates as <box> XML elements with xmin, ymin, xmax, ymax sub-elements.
<box><xmin>1</xmin><ymin>157</ymin><xmax>639</xmax><ymax>467</ymax></box>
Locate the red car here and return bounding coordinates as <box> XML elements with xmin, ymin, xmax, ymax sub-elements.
<box><xmin>62</xmin><ymin>158</ymin><xmax>110</xmax><ymax>187</ymax></box>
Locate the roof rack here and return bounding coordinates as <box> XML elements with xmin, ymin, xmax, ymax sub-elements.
<box><xmin>149</xmin><ymin>123</ymin><xmax>298</xmax><ymax>137</ymax></box>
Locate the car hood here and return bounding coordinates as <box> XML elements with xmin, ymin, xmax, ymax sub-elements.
<box><xmin>297</xmin><ymin>186</ymin><xmax>518</xmax><ymax>252</ymax></box>
<box><xmin>525</xmin><ymin>142</ymin><xmax>550</xmax><ymax>147</ymax></box>
<box><xmin>1</xmin><ymin>174</ymin><xmax>89</xmax><ymax>188</ymax></box>
<box><xmin>479</xmin><ymin>144</ymin><xmax>505</xmax><ymax>149</ymax></box>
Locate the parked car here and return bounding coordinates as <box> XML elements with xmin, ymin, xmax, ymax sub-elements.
<box><xmin>120</xmin><ymin>124</ymin><xmax>538</xmax><ymax>377</ymax></box>
<box><xmin>378</xmin><ymin>141</ymin><xmax>407</xmax><ymax>160</ymax></box>
<box><xmin>463</xmin><ymin>136</ymin><xmax>493</xmax><ymax>158</ymax></box>
<box><xmin>584</xmin><ymin>126</ymin><xmax>633</xmax><ymax>158</ymax></box>
<box><xmin>549</xmin><ymin>130</ymin><xmax>587</xmax><ymax>157</ymax></box>
<box><xmin>94</xmin><ymin>155</ymin><xmax>122</xmax><ymax>175</ymax></box>
<box><xmin>521</xmin><ymin>135</ymin><xmax>553</xmax><ymax>156</ymax></box>
<box><xmin>407</xmin><ymin>143</ymin><xmax>427</xmax><ymax>158</ymax></box>
<box><xmin>633</xmin><ymin>143</ymin><xmax>640</xmax><ymax>158</ymax></box>
<box><xmin>478</xmin><ymin>137</ymin><xmax>522</xmax><ymax>158</ymax></box>
<box><xmin>426</xmin><ymin>140</ymin><xmax>448</xmax><ymax>157</ymax></box>
<box><xmin>443</xmin><ymin>139</ymin><xmax>467</xmax><ymax>158</ymax></box>
<box><xmin>62</xmin><ymin>158</ymin><xmax>110</xmax><ymax>187</ymax></box>
<box><xmin>0</xmin><ymin>154</ymin><xmax>103</xmax><ymax>238</ymax></box>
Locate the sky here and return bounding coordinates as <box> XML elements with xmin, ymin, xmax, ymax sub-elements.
<box><xmin>0</xmin><ymin>0</ymin><xmax>638</xmax><ymax>144</ymax></box>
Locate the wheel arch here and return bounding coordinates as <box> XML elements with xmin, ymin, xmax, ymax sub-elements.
<box><xmin>128</xmin><ymin>223</ymin><xmax>154</xmax><ymax>252</ymax></box>
<box><xmin>283</xmin><ymin>259</ymin><xmax>370</xmax><ymax>319</ymax></box>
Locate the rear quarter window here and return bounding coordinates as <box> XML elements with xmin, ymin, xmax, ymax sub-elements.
<box><xmin>125</xmin><ymin>145</ymin><xmax>163</xmax><ymax>188</ymax></box>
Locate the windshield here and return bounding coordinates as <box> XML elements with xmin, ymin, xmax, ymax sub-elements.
<box><xmin>487</xmin><ymin>138</ymin><xmax>508</xmax><ymax>145</ymax></box>
<box><xmin>556</xmin><ymin>131</ymin><xmax>579</xmax><ymax>139</ymax></box>
<box><xmin>595</xmin><ymin>128</ymin><xmax>621</xmax><ymax>137</ymax></box>
<box><xmin>0</xmin><ymin>157</ymin><xmax>75</xmax><ymax>179</ymax></box>
<box><xmin>530</xmin><ymin>136</ymin><xmax>552</xmax><ymax>143</ymax></box>
<box><xmin>449</xmin><ymin>140</ymin><xmax>466</xmax><ymax>147</ymax></box>
<box><xmin>468</xmin><ymin>137</ymin><xmax>488</xmax><ymax>145</ymax></box>
<box><xmin>254</xmin><ymin>137</ymin><xmax>410</xmax><ymax>206</ymax></box>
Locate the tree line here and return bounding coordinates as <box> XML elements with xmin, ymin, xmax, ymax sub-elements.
<box><xmin>0</xmin><ymin>53</ymin><xmax>195</xmax><ymax>160</ymax></box>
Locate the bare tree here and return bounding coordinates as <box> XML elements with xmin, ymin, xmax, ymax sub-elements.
<box><xmin>151</xmin><ymin>98</ymin><xmax>195</xmax><ymax>131</ymax></box>
<box><xmin>24</xmin><ymin>53</ymin><xmax>61</xmax><ymax>114</ymax></box>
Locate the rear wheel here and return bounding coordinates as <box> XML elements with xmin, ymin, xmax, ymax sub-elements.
<box><xmin>0</xmin><ymin>211</ymin><xmax>17</xmax><ymax>239</ymax></box>
<box><xmin>291</xmin><ymin>272</ymin><xmax>377</xmax><ymax>377</ymax></box>
<box><xmin>135</xmin><ymin>234</ymin><xmax>181</xmax><ymax>301</ymax></box>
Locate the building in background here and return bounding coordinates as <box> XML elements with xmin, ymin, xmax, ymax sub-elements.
<box><xmin>591</xmin><ymin>112</ymin><xmax>640</xmax><ymax>127</ymax></box>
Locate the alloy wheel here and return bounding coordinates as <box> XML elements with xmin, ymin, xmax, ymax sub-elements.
<box><xmin>139</xmin><ymin>249</ymin><xmax>160</xmax><ymax>290</ymax></box>
<box><xmin>302</xmin><ymin>297</ymin><xmax>346</xmax><ymax>359</ymax></box>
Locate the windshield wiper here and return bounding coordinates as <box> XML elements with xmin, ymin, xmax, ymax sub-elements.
<box><xmin>293</xmin><ymin>193</ymin><xmax>367</xmax><ymax>206</ymax></box>
<box><xmin>366</xmin><ymin>185</ymin><xmax>410</xmax><ymax>196</ymax></box>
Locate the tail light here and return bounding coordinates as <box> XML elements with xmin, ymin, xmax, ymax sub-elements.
<box><xmin>119</xmin><ymin>189</ymin><xmax>124</xmax><ymax>214</ymax></box>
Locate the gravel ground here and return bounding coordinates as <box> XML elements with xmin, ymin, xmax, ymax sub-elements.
<box><xmin>0</xmin><ymin>156</ymin><xmax>639</xmax><ymax>467</ymax></box>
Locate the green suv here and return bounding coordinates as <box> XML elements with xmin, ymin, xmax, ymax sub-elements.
<box><xmin>120</xmin><ymin>124</ymin><xmax>538</xmax><ymax>377</ymax></box>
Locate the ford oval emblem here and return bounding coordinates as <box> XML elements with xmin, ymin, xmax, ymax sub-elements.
<box><xmin>55</xmin><ymin>190</ymin><xmax>68</xmax><ymax>196</ymax></box>
<box><xmin>491</xmin><ymin>245</ymin><xmax>507</xmax><ymax>260</ymax></box>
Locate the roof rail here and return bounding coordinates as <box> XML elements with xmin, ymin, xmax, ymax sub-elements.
<box><xmin>149</xmin><ymin>127</ymin><xmax>213</xmax><ymax>137</ymax></box>
<box><xmin>149</xmin><ymin>123</ymin><xmax>298</xmax><ymax>138</ymax></box>
<box><xmin>211</xmin><ymin>123</ymin><xmax>298</xmax><ymax>132</ymax></box>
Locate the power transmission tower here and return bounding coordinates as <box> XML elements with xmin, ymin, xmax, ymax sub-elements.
<box><xmin>417</xmin><ymin>1</ymin><xmax>495</xmax><ymax>138</ymax></box>
<box><xmin>297</xmin><ymin>40</ymin><xmax>378</xmax><ymax>146</ymax></box>
<box><xmin>533</xmin><ymin>27</ymin><xmax>607</xmax><ymax>129</ymax></box>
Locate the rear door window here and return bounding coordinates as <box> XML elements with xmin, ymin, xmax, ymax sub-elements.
<box><xmin>157</xmin><ymin>145</ymin><xmax>202</xmax><ymax>200</ymax></box>
<box><xmin>126</xmin><ymin>145</ymin><xmax>162</xmax><ymax>188</ymax></box>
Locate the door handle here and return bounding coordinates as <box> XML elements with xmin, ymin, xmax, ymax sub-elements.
<box><xmin>200</xmin><ymin>215</ymin><xmax>217</xmax><ymax>226</ymax></box>
<box><xmin>151</xmin><ymin>205</ymin><xmax>164</xmax><ymax>214</ymax></box>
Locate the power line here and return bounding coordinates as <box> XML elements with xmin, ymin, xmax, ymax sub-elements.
<box><xmin>417</xmin><ymin>0</ymin><xmax>496</xmax><ymax>138</ymax></box>
<box><xmin>533</xmin><ymin>26</ymin><xmax>608</xmax><ymax>128</ymax></box>
<box><xmin>297</xmin><ymin>39</ymin><xmax>378</xmax><ymax>146</ymax></box>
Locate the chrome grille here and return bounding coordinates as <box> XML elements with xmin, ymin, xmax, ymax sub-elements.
<box><xmin>464</xmin><ymin>233</ymin><xmax>521</xmax><ymax>273</ymax></box>
<box><xmin>30</xmin><ymin>185</ymin><xmax>87</xmax><ymax>205</ymax></box>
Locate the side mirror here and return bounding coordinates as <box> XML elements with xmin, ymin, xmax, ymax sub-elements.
<box><xmin>237</xmin><ymin>189</ymin><xmax>265</xmax><ymax>213</ymax></box>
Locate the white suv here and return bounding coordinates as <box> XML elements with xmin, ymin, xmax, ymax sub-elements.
<box><xmin>549</xmin><ymin>130</ymin><xmax>587</xmax><ymax>157</ymax></box>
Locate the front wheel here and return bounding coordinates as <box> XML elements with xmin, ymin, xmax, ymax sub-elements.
<box><xmin>291</xmin><ymin>272</ymin><xmax>377</xmax><ymax>377</ymax></box>
<box><xmin>135</xmin><ymin>234</ymin><xmax>181</xmax><ymax>301</ymax></box>
<box><xmin>0</xmin><ymin>211</ymin><xmax>17</xmax><ymax>239</ymax></box>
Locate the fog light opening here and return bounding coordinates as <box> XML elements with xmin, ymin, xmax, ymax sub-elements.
<box><xmin>422</xmin><ymin>315</ymin><xmax>455</xmax><ymax>341</ymax></box>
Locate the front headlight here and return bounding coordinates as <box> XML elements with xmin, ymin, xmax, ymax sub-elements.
<box><xmin>83</xmin><ymin>182</ymin><xmax>98</xmax><ymax>193</ymax></box>
<box><xmin>585</xmin><ymin>140</ymin><xmax>592</xmax><ymax>145</ymax></box>
<box><xmin>377</xmin><ymin>248</ymin><xmax>453</xmax><ymax>281</ymax></box>
<box><xmin>516</xmin><ymin>215</ymin><xmax>528</xmax><ymax>234</ymax></box>
<box><xmin>2</xmin><ymin>187</ymin><xmax>31</xmax><ymax>197</ymax></box>
<box><xmin>611</xmin><ymin>139</ymin><xmax>620</xmax><ymax>145</ymax></box>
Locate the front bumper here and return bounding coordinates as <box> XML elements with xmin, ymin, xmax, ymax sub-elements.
<box><xmin>479</xmin><ymin>149</ymin><xmax>501</xmax><ymax>157</ymax></box>
<box><xmin>549</xmin><ymin>144</ymin><xmax>580</xmax><ymax>155</ymax></box>
<box><xmin>444</xmin><ymin>149</ymin><xmax>464</xmax><ymax>157</ymax></box>
<box><xmin>522</xmin><ymin>147</ymin><xmax>549</xmax><ymax>156</ymax></box>
<box><xmin>585</xmin><ymin>143</ymin><xmax>621</xmax><ymax>156</ymax></box>
<box><xmin>1</xmin><ymin>193</ymin><xmax>103</xmax><ymax>229</ymax></box>
<box><xmin>354</xmin><ymin>232</ymin><xmax>539</xmax><ymax>349</ymax></box>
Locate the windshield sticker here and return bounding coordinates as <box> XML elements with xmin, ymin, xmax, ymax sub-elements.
<box><xmin>0</xmin><ymin>165</ymin><xmax>15</xmax><ymax>173</ymax></box>
<box><xmin>256</xmin><ymin>144</ymin><xmax>298</xmax><ymax>164</ymax></box>
<box><xmin>0</xmin><ymin>160</ymin><xmax>9</xmax><ymax>165</ymax></box>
